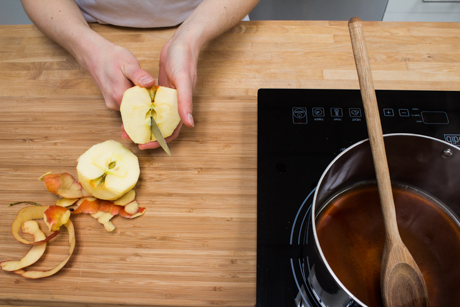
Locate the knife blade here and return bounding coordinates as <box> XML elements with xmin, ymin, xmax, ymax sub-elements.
<box><xmin>150</xmin><ymin>114</ymin><xmax>171</xmax><ymax>156</ymax></box>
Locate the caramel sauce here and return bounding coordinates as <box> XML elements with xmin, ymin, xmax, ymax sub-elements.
<box><xmin>316</xmin><ymin>184</ymin><xmax>460</xmax><ymax>307</ymax></box>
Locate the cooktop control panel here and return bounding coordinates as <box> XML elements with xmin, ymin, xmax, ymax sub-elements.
<box><xmin>259</xmin><ymin>89</ymin><xmax>460</xmax><ymax>155</ymax></box>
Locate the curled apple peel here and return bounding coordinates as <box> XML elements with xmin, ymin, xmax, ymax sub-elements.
<box><xmin>72</xmin><ymin>197</ymin><xmax>146</xmax><ymax>231</ymax></box>
<box><xmin>14</xmin><ymin>220</ymin><xmax>76</xmax><ymax>279</ymax></box>
<box><xmin>40</xmin><ymin>172</ymin><xmax>91</xmax><ymax>199</ymax></box>
<box><xmin>11</xmin><ymin>206</ymin><xmax>50</xmax><ymax>245</ymax></box>
<box><xmin>0</xmin><ymin>221</ymin><xmax>47</xmax><ymax>272</ymax></box>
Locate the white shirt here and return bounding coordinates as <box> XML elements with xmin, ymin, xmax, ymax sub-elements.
<box><xmin>75</xmin><ymin>0</ymin><xmax>204</xmax><ymax>28</ymax></box>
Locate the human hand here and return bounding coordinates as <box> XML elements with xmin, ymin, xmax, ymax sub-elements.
<box><xmin>86</xmin><ymin>41</ymin><xmax>155</xmax><ymax>111</ymax></box>
<box><xmin>135</xmin><ymin>36</ymin><xmax>198</xmax><ymax>150</ymax></box>
<box><xmin>159</xmin><ymin>37</ymin><xmax>197</xmax><ymax>128</ymax></box>
<box><xmin>84</xmin><ymin>39</ymin><xmax>172</xmax><ymax>150</ymax></box>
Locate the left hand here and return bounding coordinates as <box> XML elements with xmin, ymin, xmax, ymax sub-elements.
<box><xmin>131</xmin><ymin>35</ymin><xmax>199</xmax><ymax>150</ymax></box>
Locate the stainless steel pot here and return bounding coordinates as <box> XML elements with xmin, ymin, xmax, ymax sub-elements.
<box><xmin>303</xmin><ymin>133</ymin><xmax>460</xmax><ymax>307</ymax></box>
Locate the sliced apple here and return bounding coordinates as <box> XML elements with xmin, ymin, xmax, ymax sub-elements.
<box><xmin>120</xmin><ymin>85</ymin><xmax>181</xmax><ymax>144</ymax></box>
<box><xmin>76</xmin><ymin>140</ymin><xmax>140</xmax><ymax>200</ymax></box>
<box><xmin>0</xmin><ymin>221</ymin><xmax>47</xmax><ymax>271</ymax></box>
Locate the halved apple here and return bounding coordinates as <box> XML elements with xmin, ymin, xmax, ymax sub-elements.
<box><xmin>120</xmin><ymin>85</ymin><xmax>181</xmax><ymax>144</ymax></box>
<box><xmin>76</xmin><ymin>140</ymin><xmax>140</xmax><ymax>200</ymax></box>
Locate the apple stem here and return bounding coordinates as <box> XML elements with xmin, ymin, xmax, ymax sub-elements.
<box><xmin>9</xmin><ymin>201</ymin><xmax>42</xmax><ymax>207</ymax></box>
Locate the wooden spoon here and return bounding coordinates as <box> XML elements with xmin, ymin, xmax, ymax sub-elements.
<box><xmin>348</xmin><ymin>17</ymin><xmax>430</xmax><ymax>307</ymax></box>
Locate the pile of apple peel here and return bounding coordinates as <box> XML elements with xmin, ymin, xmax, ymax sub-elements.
<box><xmin>40</xmin><ymin>172</ymin><xmax>146</xmax><ymax>231</ymax></box>
<box><xmin>2</xmin><ymin>140</ymin><xmax>146</xmax><ymax>279</ymax></box>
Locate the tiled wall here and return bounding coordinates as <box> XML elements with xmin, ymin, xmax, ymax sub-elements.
<box><xmin>383</xmin><ymin>0</ymin><xmax>460</xmax><ymax>22</ymax></box>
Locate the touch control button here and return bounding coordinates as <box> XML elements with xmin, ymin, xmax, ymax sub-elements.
<box><xmin>330</xmin><ymin>108</ymin><xmax>343</xmax><ymax>117</ymax></box>
<box><xmin>312</xmin><ymin>107</ymin><xmax>325</xmax><ymax>117</ymax></box>
<box><xmin>399</xmin><ymin>109</ymin><xmax>410</xmax><ymax>117</ymax></box>
<box><xmin>383</xmin><ymin>108</ymin><xmax>394</xmax><ymax>116</ymax></box>
<box><xmin>292</xmin><ymin>107</ymin><xmax>308</xmax><ymax>124</ymax></box>
<box><xmin>349</xmin><ymin>108</ymin><xmax>362</xmax><ymax>117</ymax></box>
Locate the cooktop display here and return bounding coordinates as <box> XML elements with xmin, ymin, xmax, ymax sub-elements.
<box><xmin>256</xmin><ymin>89</ymin><xmax>460</xmax><ymax>307</ymax></box>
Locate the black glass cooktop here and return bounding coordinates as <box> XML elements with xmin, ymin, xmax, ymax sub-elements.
<box><xmin>257</xmin><ymin>89</ymin><xmax>460</xmax><ymax>307</ymax></box>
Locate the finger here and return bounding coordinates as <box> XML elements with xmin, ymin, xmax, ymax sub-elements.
<box><xmin>138</xmin><ymin>141</ymin><xmax>161</xmax><ymax>150</ymax></box>
<box><xmin>121</xmin><ymin>131</ymin><xmax>131</xmax><ymax>140</ymax></box>
<box><xmin>138</xmin><ymin>122</ymin><xmax>183</xmax><ymax>151</ymax></box>
<box><xmin>172</xmin><ymin>74</ymin><xmax>194</xmax><ymax>128</ymax></box>
<box><xmin>158</xmin><ymin>65</ymin><xmax>170</xmax><ymax>88</ymax></box>
<box><xmin>122</xmin><ymin>63</ymin><xmax>155</xmax><ymax>88</ymax></box>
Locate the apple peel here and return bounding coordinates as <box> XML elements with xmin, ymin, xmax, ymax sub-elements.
<box><xmin>73</xmin><ymin>197</ymin><xmax>146</xmax><ymax>231</ymax></box>
<box><xmin>40</xmin><ymin>172</ymin><xmax>91</xmax><ymax>199</ymax></box>
<box><xmin>55</xmin><ymin>198</ymin><xmax>79</xmax><ymax>208</ymax></box>
<box><xmin>14</xmin><ymin>220</ymin><xmax>76</xmax><ymax>279</ymax></box>
<box><xmin>113</xmin><ymin>190</ymin><xmax>136</xmax><ymax>206</ymax></box>
<box><xmin>0</xmin><ymin>221</ymin><xmax>47</xmax><ymax>272</ymax></box>
<box><xmin>11</xmin><ymin>206</ymin><xmax>49</xmax><ymax>245</ymax></box>
<box><xmin>44</xmin><ymin>206</ymin><xmax>71</xmax><ymax>232</ymax></box>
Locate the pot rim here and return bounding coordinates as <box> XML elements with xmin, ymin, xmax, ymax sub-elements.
<box><xmin>310</xmin><ymin>132</ymin><xmax>459</xmax><ymax>306</ymax></box>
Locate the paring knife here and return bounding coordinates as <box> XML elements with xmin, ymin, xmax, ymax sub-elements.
<box><xmin>150</xmin><ymin>114</ymin><xmax>171</xmax><ymax>156</ymax></box>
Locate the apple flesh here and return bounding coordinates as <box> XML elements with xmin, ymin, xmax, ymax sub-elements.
<box><xmin>120</xmin><ymin>85</ymin><xmax>181</xmax><ymax>144</ymax></box>
<box><xmin>76</xmin><ymin>140</ymin><xmax>140</xmax><ymax>200</ymax></box>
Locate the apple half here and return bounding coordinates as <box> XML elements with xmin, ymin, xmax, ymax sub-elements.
<box><xmin>120</xmin><ymin>85</ymin><xmax>181</xmax><ymax>144</ymax></box>
<box><xmin>76</xmin><ymin>140</ymin><xmax>140</xmax><ymax>200</ymax></box>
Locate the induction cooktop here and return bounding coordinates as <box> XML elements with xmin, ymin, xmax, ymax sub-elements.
<box><xmin>257</xmin><ymin>89</ymin><xmax>460</xmax><ymax>307</ymax></box>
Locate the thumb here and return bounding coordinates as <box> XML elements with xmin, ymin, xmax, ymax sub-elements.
<box><xmin>122</xmin><ymin>63</ymin><xmax>155</xmax><ymax>88</ymax></box>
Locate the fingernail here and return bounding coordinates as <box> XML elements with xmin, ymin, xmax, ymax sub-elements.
<box><xmin>188</xmin><ymin>113</ymin><xmax>195</xmax><ymax>127</ymax></box>
<box><xmin>140</xmin><ymin>76</ymin><xmax>154</xmax><ymax>85</ymax></box>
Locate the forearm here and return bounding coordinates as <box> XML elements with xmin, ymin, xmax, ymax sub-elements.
<box><xmin>173</xmin><ymin>0</ymin><xmax>259</xmax><ymax>53</ymax></box>
<box><xmin>20</xmin><ymin>0</ymin><xmax>109</xmax><ymax>71</ymax></box>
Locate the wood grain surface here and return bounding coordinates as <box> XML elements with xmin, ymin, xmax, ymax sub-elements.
<box><xmin>1</xmin><ymin>20</ymin><xmax>460</xmax><ymax>307</ymax></box>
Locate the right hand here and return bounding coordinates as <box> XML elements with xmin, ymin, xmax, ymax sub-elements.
<box><xmin>85</xmin><ymin>40</ymin><xmax>155</xmax><ymax>111</ymax></box>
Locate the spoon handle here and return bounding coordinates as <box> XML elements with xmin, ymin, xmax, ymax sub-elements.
<box><xmin>348</xmin><ymin>17</ymin><xmax>400</xmax><ymax>243</ymax></box>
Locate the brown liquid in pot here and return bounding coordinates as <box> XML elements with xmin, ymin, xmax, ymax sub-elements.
<box><xmin>316</xmin><ymin>184</ymin><xmax>460</xmax><ymax>307</ymax></box>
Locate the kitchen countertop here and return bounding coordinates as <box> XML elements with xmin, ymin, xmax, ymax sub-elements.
<box><xmin>1</xmin><ymin>20</ymin><xmax>459</xmax><ymax>307</ymax></box>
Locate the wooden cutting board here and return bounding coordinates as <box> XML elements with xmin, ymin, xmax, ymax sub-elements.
<box><xmin>1</xmin><ymin>20</ymin><xmax>459</xmax><ymax>307</ymax></box>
